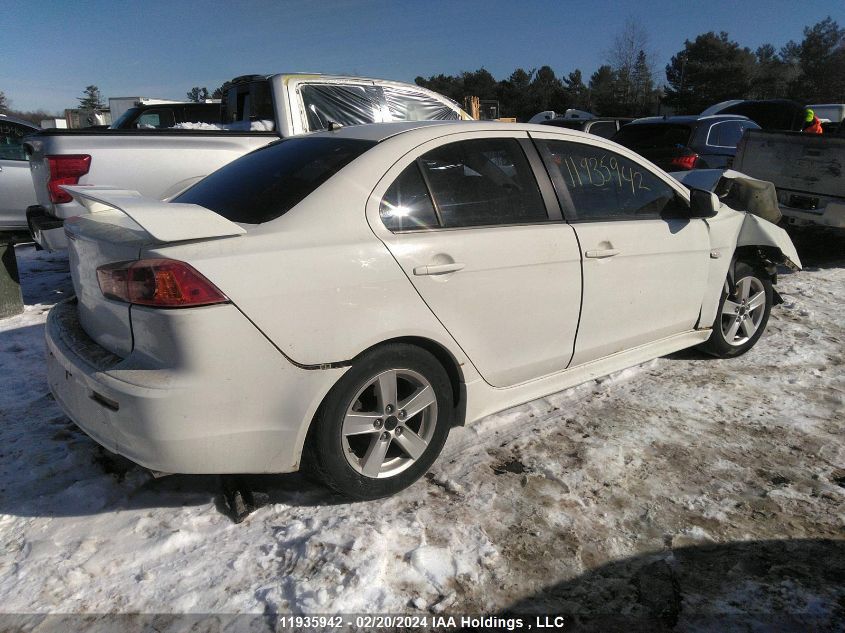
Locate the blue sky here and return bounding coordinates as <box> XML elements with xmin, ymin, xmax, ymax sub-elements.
<box><xmin>2</xmin><ymin>0</ymin><xmax>843</xmax><ymax>113</ymax></box>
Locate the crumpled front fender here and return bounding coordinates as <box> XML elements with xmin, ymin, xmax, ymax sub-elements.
<box><xmin>737</xmin><ymin>213</ymin><xmax>802</xmax><ymax>270</ymax></box>
<box><xmin>671</xmin><ymin>168</ymin><xmax>802</xmax><ymax>271</ymax></box>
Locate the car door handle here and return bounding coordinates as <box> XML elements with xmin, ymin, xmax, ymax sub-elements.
<box><xmin>584</xmin><ymin>249</ymin><xmax>620</xmax><ymax>259</ymax></box>
<box><xmin>413</xmin><ymin>262</ymin><xmax>466</xmax><ymax>276</ymax></box>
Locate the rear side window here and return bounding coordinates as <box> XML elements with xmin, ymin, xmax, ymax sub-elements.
<box><xmin>613</xmin><ymin>124</ymin><xmax>693</xmax><ymax>150</ymax></box>
<box><xmin>707</xmin><ymin>121</ymin><xmax>748</xmax><ymax>148</ymax></box>
<box><xmin>418</xmin><ymin>138</ymin><xmax>548</xmax><ymax>228</ymax></box>
<box><xmin>379</xmin><ymin>163</ymin><xmax>439</xmax><ymax>231</ymax></box>
<box><xmin>383</xmin><ymin>86</ymin><xmax>459</xmax><ymax>121</ymax></box>
<box><xmin>588</xmin><ymin>121</ymin><xmax>618</xmax><ymax>138</ymax></box>
<box><xmin>300</xmin><ymin>84</ymin><xmax>383</xmax><ymax>131</ymax></box>
<box><xmin>538</xmin><ymin>139</ymin><xmax>685</xmax><ymax>221</ymax></box>
<box><xmin>175</xmin><ymin>137</ymin><xmax>376</xmax><ymax>224</ymax></box>
<box><xmin>224</xmin><ymin>80</ymin><xmax>274</xmax><ymax>123</ymax></box>
<box><xmin>136</xmin><ymin>109</ymin><xmax>176</xmax><ymax>129</ymax></box>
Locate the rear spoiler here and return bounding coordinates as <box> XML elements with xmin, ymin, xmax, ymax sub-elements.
<box><xmin>61</xmin><ymin>185</ymin><xmax>246</xmax><ymax>243</ymax></box>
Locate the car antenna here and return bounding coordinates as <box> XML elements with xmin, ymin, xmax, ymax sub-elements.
<box><xmin>327</xmin><ymin>120</ymin><xmax>344</xmax><ymax>131</ymax></box>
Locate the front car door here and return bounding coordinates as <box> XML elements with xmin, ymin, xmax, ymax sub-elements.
<box><xmin>530</xmin><ymin>133</ymin><xmax>711</xmax><ymax>366</ymax></box>
<box><xmin>0</xmin><ymin>120</ymin><xmax>38</xmax><ymax>230</ymax></box>
<box><xmin>367</xmin><ymin>131</ymin><xmax>582</xmax><ymax>388</ymax></box>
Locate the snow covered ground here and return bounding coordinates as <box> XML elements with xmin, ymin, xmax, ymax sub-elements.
<box><xmin>0</xmin><ymin>239</ymin><xmax>842</xmax><ymax>630</ymax></box>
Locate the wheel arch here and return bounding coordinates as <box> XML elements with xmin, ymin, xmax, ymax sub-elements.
<box><xmin>348</xmin><ymin>336</ymin><xmax>467</xmax><ymax>427</ymax></box>
<box><xmin>729</xmin><ymin>245</ymin><xmax>786</xmax><ymax>304</ymax></box>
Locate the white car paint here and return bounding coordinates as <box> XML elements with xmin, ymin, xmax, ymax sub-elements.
<box><xmin>45</xmin><ymin>121</ymin><xmax>801</xmax><ymax>482</ymax></box>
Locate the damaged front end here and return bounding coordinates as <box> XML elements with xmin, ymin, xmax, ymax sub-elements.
<box><xmin>672</xmin><ymin>169</ymin><xmax>802</xmax><ymax>271</ymax></box>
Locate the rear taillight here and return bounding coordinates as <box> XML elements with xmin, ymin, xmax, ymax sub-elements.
<box><xmin>668</xmin><ymin>153</ymin><xmax>699</xmax><ymax>170</ymax></box>
<box><xmin>47</xmin><ymin>155</ymin><xmax>91</xmax><ymax>203</ymax></box>
<box><xmin>96</xmin><ymin>259</ymin><xmax>228</xmax><ymax>308</ymax></box>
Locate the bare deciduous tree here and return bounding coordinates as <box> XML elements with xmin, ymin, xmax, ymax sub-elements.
<box><xmin>606</xmin><ymin>18</ymin><xmax>655</xmax><ymax>108</ymax></box>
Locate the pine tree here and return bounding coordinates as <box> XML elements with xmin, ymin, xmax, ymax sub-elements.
<box><xmin>186</xmin><ymin>87</ymin><xmax>210</xmax><ymax>102</ymax></box>
<box><xmin>664</xmin><ymin>32</ymin><xmax>756</xmax><ymax>114</ymax></box>
<box><xmin>78</xmin><ymin>85</ymin><xmax>104</xmax><ymax>110</ymax></box>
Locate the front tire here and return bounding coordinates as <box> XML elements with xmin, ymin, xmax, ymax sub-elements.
<box><xmin>304</xmin><ymin>344</ymin><xmax>453</xmax><ymax>499</ymax></box>
<box><xmin>701</xmin><ymin>261</ymin><xmax>773</xmax><ymax>358</ymax></box>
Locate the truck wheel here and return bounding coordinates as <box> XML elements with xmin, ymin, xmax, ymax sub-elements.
<box><xmin>304</xmin><ymin>343</ymin><xmax>453</xmax><ymax>499</ymax></box>
<box><xmin>701</xmin><ymin>261</ymin><xmax>773</xmax><ymax>358</ymax></box>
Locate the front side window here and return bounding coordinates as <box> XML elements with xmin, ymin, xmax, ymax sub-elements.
<box><xmin>0</xmin><ymin>121</ymin><xmax>33</xmax><ymax>161</ymax></box>
<box><xmin>175</xmin><ymin>137</ymin><xmax>375</xmax><ymax>223</ymax></box>
<box><xmin>299</xmin><ymin>84</ymin><xmax>383</xmax><ymax>131</ymax></box>
<box><xmin>538</xmin><ymin>139</ymin><xmax>684</xmax><ymax>221</ymax></box>
<box><xmin>416</xmin><ymin>138</ymin><xmax>548</xmax><ymax>228</ymax></box>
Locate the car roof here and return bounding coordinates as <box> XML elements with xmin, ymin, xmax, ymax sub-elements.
<box><xmin>0</xmin><ymin>113</ymin><xmax>39</xmax><ymax>129</ymax></box>
<box><xmin>307</xmin><ymin>120</ymin><xmax>603</xmax><ymax>143</ymax></box>
<box><xmin>626</xmin><ymin>114</ymin><xmax>751</xmax><ymax>126</ymax></box>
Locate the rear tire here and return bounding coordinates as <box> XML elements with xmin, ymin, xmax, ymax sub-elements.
<box><xmin>700</xmin><ymin>261</ymin><xmax>773</xmax><ymax>358</ymax></box>
<box><xmin>304</xmin><ymin>343</ymin><xmax>453</xmax><ymax>500</ymax></box>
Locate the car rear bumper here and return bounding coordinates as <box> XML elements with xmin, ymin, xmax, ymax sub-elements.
<box><xmin>46</xmin><ymin>298</ymin><xmax>346</xmax><ymax>474</ymax></box>
<box><xmin>27</xmin><ymin>205</ymin><xmax>67</xmax><ymax>251</ymax></box>
<box><xmin>779</xmin><ymin>201</ymin><xmax>845</xmax><ymax>229</ymax></box>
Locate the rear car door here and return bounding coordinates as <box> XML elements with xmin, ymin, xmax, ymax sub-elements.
<box><xmin>531</xmin><ymin>133</ymin><xmax>711</xmax><ymax>366</ymax></box>
<box><xmin>0</xmin><ymin>120</ymin><xmax>38</xmax><ymax>230</ymax></box>
<box><xmin>367</xmin><ymin>131</ymin><xmax>582</xmax><ymax>388</ymax></box>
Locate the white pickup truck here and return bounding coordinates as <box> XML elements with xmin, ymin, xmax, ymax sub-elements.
<box><xmin>733</xmin><ymin>127</ymin><xmax>845</xmax><ymax>231</ymax></box>
<box><xmin>24</xmin><ymin>73</ymin><xmax>469</xmax><ymax>249</ymax></box>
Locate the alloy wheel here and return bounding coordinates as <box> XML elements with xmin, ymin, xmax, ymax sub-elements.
<box><xmin>341</xmin><ymin>369</ymin><xmax>438</xmax><ymax>478</ymax></box>
<box><xmin>720</xmin><ymin>276</ymin><xmax>766</xmax><ymax>346</ymax></box>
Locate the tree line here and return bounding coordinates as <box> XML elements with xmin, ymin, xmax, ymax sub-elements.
<box><xmin>2</xmin><ymin>17</ymin><xmax>843</xmax><ymax>125</ymax></box>
<box><xmin>416</xmin><ymin>17</ymin><xmax>845</xmax><ymax>121</ymax></box>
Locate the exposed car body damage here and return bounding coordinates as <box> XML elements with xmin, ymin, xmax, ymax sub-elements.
<box><xmin>672</xmin><ymin>169</ymin><xmax>802</xmax><ymax>270</ymax></box>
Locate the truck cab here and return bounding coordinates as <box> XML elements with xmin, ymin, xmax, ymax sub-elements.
<box><xmin>24</xmin><ymin>73</ymin><xmax>471</xmax><ymax>251</ymax></box>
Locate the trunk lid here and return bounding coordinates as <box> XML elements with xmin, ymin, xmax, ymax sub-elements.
<box><xmin>66</xmin><ymin>212</ymin><xmax>150</xmax><ymax>357</ymax></box>
<box><xmin>62</xmin><ymin>186</ymin><xmax>245</xmax><ymax>357</ymax></box>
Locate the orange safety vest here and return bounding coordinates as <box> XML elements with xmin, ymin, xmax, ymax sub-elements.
<box><xmin>803</xmin><ymin>116</ymin><xmax>823</xmax><ymax>134</ymax></box>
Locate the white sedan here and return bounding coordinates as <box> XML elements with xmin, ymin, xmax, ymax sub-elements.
<box><xmin>46</xmin><ymin>121</ymin><xmax>801</xmax><ymax>499</ymax></box>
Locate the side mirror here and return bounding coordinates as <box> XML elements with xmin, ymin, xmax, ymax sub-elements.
<box><xmin>689</xmin><ymin>188</ymin><xmax>719</xmax><ymax>218</ymax></box>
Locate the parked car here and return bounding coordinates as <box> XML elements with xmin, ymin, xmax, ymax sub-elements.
<box><xmin>110</xmin><ymin>102</ymin><xmax>222</xmax><ymax>129</ymax></box>
<box><xmin>612</xmin><ymin>115</ymin><xmax>760</xmax><ymax>171</ymax></box>
<box><xmin>700</xmin><ymin>99</ymin><xmax>806</xmax><ymax>131</ymax></box>
<box><xmin>46</xmin><ymin>121</ymin><xmax>800</xmax><ymax>499</ymax></box>
<box><xmin>0</xmin><ymin>114</ymin><xmax>39</xmax><ymax>232</ymax></box>
<box><xmin>539</xmin><ymin>117</ymin><xmax>632</xmax><ymax>139</ymax></box>
<box><xmin>24</xmin><ymin>73</ymin><xmax>471</xmax><ymax>251</ymax></box>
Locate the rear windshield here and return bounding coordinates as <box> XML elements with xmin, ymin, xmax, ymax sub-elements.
<box><xmin>613</xmin><ymin>123</ymin><xmax>693</xmax><ymax>150</ymax></box>
<box><xmin>174</xmin><ymin>137</ymin><xmax>376</xmax><ymax>224</ymax></box>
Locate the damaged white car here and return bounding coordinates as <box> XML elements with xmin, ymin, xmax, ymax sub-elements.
<box><xmin>45</xmin><ymin>121</ymin><xmax>801</xmax><ymax>499</ymax></box>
